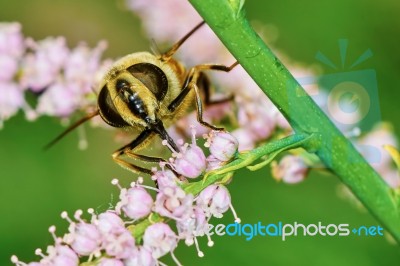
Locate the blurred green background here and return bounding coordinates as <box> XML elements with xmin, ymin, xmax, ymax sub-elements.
<box><xmin>1</xmin><ymin>0</ymin><xmax>399</xmax><ymax>265</ymax></box>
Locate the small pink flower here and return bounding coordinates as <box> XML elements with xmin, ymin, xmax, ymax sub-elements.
<box><xmin>206</xmin><ymin>155</ymin><xmax>224</xmax><ymax>171</ymax></box>
<box><xmin>98</xmin><ymin>258</ymin><xmax>124</xmax><ymax>266</ymax></box>
<box><xmin>196</xmin><ymin>185</ymin><xmax>231</xmax><ymax>218</ymax></box>
<box><xmin>177</xmin><ymin>206</ymin><xmax>208</xmax><ymax>243</ymax></box>
<box><xmin>205</xmin><ymin>131</ymin><xmax>238</xmax><ymax>162</ymax></box>
<box><xmin>171</xmin><ymin>127</ymin><xmax>207</xmax><ymax>178</ymax></box>
<box><xmin>174</xmin><ymin>145</ymin><xmax>206</xmax><ymax>178</ymax></box>
<box><xmin>0</xmin><ymin>22</ymin><xmax>25</xmax><ymax>57</ymax></box>
<box><xmin>177</xmin><ymin>206</ymin><xmax>215</xmax><ymax>257</ymax></box>
<box><xmin>143</xmin><ymin>223</ymin><xmax>177</xmax><ymax>258</ymax></box>
<box><xmin>42</xmin><ymin>245</ymin><xmax>79</xmax><ymax>266</ymax></box>
<box><xmin>68</xmin><ymin>222</ymin><xmax>101</xmax><ymax>256</ymax></box>
<box><xmin>11</xmin><ymin>255</ymin><xmax>41</xmax><ymax>266</ymax></box>
<box><xmin>96</xmin><ymin>211</ymin><xmax>125</xmax><ymax>235</ymax></box>
<box><xmin>12</xmin><ymin>226</ymin><xmax>80</xmax><ymax>266</ymax></box>
<box><xmin>151</xmin><ymin>168</ymin><xmax>178</xmax><ymax>189</ymax></box>
<box><xmin>102</xmin><ymin>228</ymin><xmax>136</xmax><ymax>259</ymax></box>
<box><xmin>124</xmin><ymin>247</ymin><xmax>156</xmax><ymax>266</ymax></box>
<box><xmin>271</xmin><ymin>155</ymin><xmax>308</xmax><ymax>184</ymax></box>
<box><xmin>61</xmin><ymin>210</ymin><xmax>101</xmax><ymax>256</ymax></box>
<box><xmin>115</xmin><ymin>182</ymin><xmax>154</xmax><ymax>220</ymax></box>
<box><xmin>0</xmin><ymin>82</ymin><xmax>24</xmax><ymax>123</ymax></box>
<box><xmin>0</xmin><ymin>54</ymin><xmax>18</xmax><ymax>81</ymax></box>
<box><xmin>154</xmin><ymin>186</ymin><xmax>193</xmax><ymax>220</ymax></box>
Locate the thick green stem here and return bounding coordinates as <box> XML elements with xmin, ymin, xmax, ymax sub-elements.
<box><xmin>189</xmin><ymin>0</ymin><xmax>400</xmax><ymax>242</ymax></box>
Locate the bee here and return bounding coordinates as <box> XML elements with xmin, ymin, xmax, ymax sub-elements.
<box><xmin>46</xmin><ymin>21</ymin><xmax>238</xmax><ymax>174</ymax></box>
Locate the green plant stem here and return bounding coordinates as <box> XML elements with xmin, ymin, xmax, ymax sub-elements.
<box><xmin>188</xmin><ymin>0</ymin><xmax>400</xmax><ymax>242</ymax></box>
<box><xmin>183</xmin><ymin>133</ymin><xmax>310</xmax><ymax>195</ymax></box>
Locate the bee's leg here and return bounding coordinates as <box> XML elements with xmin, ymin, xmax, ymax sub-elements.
<box><xmin>124</xmin><ymin>151</ymin><xmax>182</xmax><ymax>178</ymax></box>
<box><xmin>197</xmin><ymin>72</ymin><xmax>234</xmax><ymax>106</ymax></box>
<box><xmin>160</xmin><ymin>21</ymin><xmax>205</xmax><ymax>61</ymax></box>
<box><xmin>112</xmin><ymin>130</ymin><xmax>162</xmax><ymax>175</ymax></box>
<box><xmin>168</xmin><ymin>62</ymin><xmax>239</xmax><ymax>131</ymax></box>
<box><xmin>193</xmin><ymin>61</ymin><xmax>239</xmax><ymax>73</ymax></box>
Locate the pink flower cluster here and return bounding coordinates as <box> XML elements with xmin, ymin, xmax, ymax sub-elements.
<box><xmin>12</xmin><ymin>129</ymin><xmax>241</xmax><ymax>265</ymax></box>
<box><xmin>0</xmin><ymin>22</ymin><xmax>108</xmax><ymax>127</ymax></box>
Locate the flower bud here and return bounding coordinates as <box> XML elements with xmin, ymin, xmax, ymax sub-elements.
<box><xmin>103</xmin><ymin>229</ymin><xmax>136</xmax><ymax>259</ymax></box>
<box><xmin>96</xmin><ymin>211</ymin><xmax>125</xmax><ymax>235</ymax></box>
<box><xmin>61</xmin><ymin>210</ymin><xmax>101</xmax><ymax>256</ymax></box>
<box><xmin>98</xmin><ymin>258</ymin><xmax>124</xmax><ymax>266</ymax></box>
<box><xmin>143</xmin><ymin>223</ymin><xmax>177</xmax><ymax>258</ymax></box>
<box><xmin>43</xmin><ymin>245</ymin><xmax>80</xmax><ymax>266</ymax></box>
<box><xmin>0</xmin><ymin>55</ymin><xmax>18</xmax><ymax>81</ymax></box>
<box><xmin>177</xmin><ymin>206</ymin><xmax>208</xmax><ymax>244</ymax></box>
<box><xmin>174</xmin><ymin>145</ymin><xmax>206</xmax><ymax>178</ymax></box>
<box><xmin>206</xmin><ymin>131</ymin><xmax>238</xmax><ymax>161</ymax></box>
<box><xmin>124</xmin><ymin>247</ymin><xmax>156</xmax><ymax>266</ymax></box>
<box><xmin>196</xmin><ymin>185</ymin><xmax>231</xmax><ymax>218</ymax></box>
<box><xmin>152</xmin><ymin>169</ymin><xmax>178</xmax><ymax>189</ymax></box>
<box><xmin>69</xmin><ymin>222</ymin><xmax>101</xmax><ymax>256</ymax></box>
<box><xmin>206</xmin><ymin>154</ymin><xmax>223</xmax><ymax>171</ymax></box>
<box><xmin>116</xmin><ymin>186</ymin><xmax>153</xmax><ymax>220</ymax></box>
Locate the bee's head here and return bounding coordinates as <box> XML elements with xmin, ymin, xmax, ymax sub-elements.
<box><xmin>98</xmin><ymin>62</ymin><xmax>169</xmax><ymax>130</ymax></box>
<box><xmin>97</xmin><ymin>61</ymin><xmax>178</xmax><ymax>150</ymax></box>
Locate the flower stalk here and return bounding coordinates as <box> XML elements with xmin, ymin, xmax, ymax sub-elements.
<box><xmin>183</xmin><ymin>133</ymin><xmax>310</xmax><ymax>195</ymax></box>
<box><xmin>188</xmin><ymin>0</ymin><xmax>400</xmax><ymax>242</ymax></box>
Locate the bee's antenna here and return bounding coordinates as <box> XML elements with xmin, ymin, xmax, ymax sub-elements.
<box><xmin>160</xmin><ymin>21</ymin><xmax>206</xmax><ymax>61</ymax></box>
<box><xmin>90</xmin><ymin>86</ymin><xmax>99</xmax><ymax>97</ymax></box>
<box><xmin>44</xmin><ymin>110</ymin><xmax>100</xmax><ymax>150</ymax></box>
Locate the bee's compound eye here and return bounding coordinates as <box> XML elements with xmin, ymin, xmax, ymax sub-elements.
<box><xmin>127</xmin><ymin>63</ymin><xmax>168</xmax><ymax>101</ymax></box>
<box><xmin>97</xmin><ymin>85</ymin><xmax>129</xmax><ymax>128</ymax></box>
<box><xmin>116</xmin><ymin>79</ymin><xmax>129</xmax><ymax>92</ymax></box>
